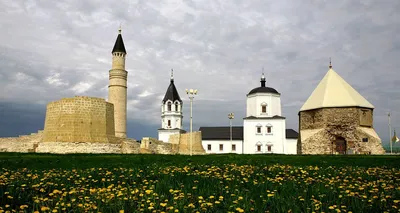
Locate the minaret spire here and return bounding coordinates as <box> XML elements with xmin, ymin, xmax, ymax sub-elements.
<box><xmin>118</xmin><ymin>23</ymin><xmax>122</xmax><ymax>34</ymax></box>
<box><xmin>171</xmin><ymin>69</ymin><xmax>174</xmax><ymax>82</ymax></box>
<box><xmin>329</xmin><ymin>57</ymin><xmax>332</xmax><ymax>69</ymax></box>
<box><xmin>260</xmin><ymin>67</ymin><xmax>266</xmax><ymax>87</ymax></box>
<box><xmin>112</xmin><ymin>25</ymin><xmax>126</xmax><ymax>54</ymax></box>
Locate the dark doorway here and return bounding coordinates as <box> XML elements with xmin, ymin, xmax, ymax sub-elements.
<box><xmin>335</xmin><ymin>137</ymin><xmax>347</xmax><ymax>154</ymax></box>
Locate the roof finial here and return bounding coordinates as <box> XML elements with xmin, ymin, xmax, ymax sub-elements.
<box><xmin>260</xmin><ymin>67</ymin><xmax>266</xmax><ymax>87</ymax></box>
<box><xmin>170</xmin><ymin>69</ymin><xmax>174</xmax><ymax>82</ymax></box>
<box><xmin>329</xmin><ymin>57</ymin><xmax>332</xmax><ymax>69</ymax></box>
<box><xmin>118</xmin><ymin>23</ymin><xmax>122</xmax><ymax>34</ymax></box>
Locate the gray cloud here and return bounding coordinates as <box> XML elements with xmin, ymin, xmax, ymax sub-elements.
<box><xmin>0</xmin><ymin>0</ymin><xmax>399</xmax><ymax>143</ymax></box>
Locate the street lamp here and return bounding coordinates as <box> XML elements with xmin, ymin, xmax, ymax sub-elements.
<box><xmin>186</xmin><ymin>88</ymin><xmax>198</xmax><ymax>156</ymax></box>
<box><xmin>228</xmin><ymin>112</ymin><xmax>234</xmax><ymax>153</ymax></box>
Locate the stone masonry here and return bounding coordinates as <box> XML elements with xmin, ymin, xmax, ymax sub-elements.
<box><xmin>140</xmin><ymin>132</ymin><xmax>206</xmax><ymax>155</ymax></box>
<box><xmin>43</xmin><ymin>96</ymin><xmax>116</xmax><ymax>143</ymax></box>
<box><xmin>108</xmin><ymin>52</ymin><xmax>128</xmax><ymax>138</ymax></box>
<box><xmin>298</xmin><ymin>107</ymin><xmax>385</xmax><ymax>155</ymax></box>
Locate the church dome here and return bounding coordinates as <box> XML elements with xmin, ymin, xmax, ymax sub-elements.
<box><xmin>247</xmin><ymin>73</ymin><xmax>280</xmax><ymax>95</ymax></box>
<box><xmin>248</xmin><ymin>87</ymin><xmax>279</xmax><ymax>95</ymax></box>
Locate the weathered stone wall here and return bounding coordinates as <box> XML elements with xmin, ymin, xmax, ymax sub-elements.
<box><xmin>169</xmin><ymin>131</ymin><xmax>206</xmax><ymax>155</ymax></box>
<box><xmin>300</xmin><ymin>107</ymin><xmax>373</xmax><ymax>130</ymax></box>
<box><xmin>139</xmin><ymin>132</ymin><xmax>205</xmax><ymax>155</ymax></box>
<box><xmin>43</xmin><ymin>96</ymin><xmax>116</xmax><ymax>143</ymax></box>
<box><xmin>0</xmin><ymin>130</ymin><xmax>141</xmax><ymax>154</ymax></box>
<box><xmin>298</xmin><ymin>107</ymin><xmax>385</xmax><ymax>155</ymax></box>
<box><xmin>140</xmin><ymin>137</ymin><xmax>178</xmax><ymax>154</ymax></box>
<box><xmin>0</xmin><ymin>130</ymin><xmax>43</xmax><ymax>153</ymax></box>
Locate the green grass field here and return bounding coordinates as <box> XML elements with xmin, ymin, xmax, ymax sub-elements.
<box><xmin>0</xmin><ymin>153</ymin><xmax>399</xmax><ymax>213</ymax></box>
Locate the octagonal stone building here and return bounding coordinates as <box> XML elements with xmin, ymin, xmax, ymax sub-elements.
<box><xmin>297</xmin><ymin>63</ymin><xmax>385</xmax><ymax>155</ymax></box>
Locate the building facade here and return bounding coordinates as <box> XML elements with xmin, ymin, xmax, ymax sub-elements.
<box><xmin>199</xmin><ymin>73</ymin><xmax>298</xmax><ymax>154</ymax></box>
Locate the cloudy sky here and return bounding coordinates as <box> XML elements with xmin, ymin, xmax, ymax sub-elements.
<box><xmin>0</xmin><ymin>0</ymin><xmax>399</xmax><ymax>145</ymax></box>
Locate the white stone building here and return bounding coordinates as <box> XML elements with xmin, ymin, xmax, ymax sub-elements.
<box><xmin>158</xmin><ymin>70</ymin><xmax>186</xmax><ymax>142</ymax></box>
<box><xmin>199</xmin><ymin>73</ymin><xmax>298</xmax><ymax>154</ymax></box>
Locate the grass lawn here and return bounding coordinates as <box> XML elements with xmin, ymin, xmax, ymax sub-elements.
<box><xmin>0</xmin><ymin>153</ymin><xmax>399</xmax><ymax>213</ymax></box>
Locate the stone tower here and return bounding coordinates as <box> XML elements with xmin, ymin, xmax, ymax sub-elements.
<box><xmin>108</xmin><ymin>27</ymin><xmax>128</xmax><ymax>138</ymax></box>
<box><xmin>158</xmin><ymin>69</ymin><xmax>186</xmax><ymax>142</ymax></box>
<box><xmin>297</xmin><ymin>61</ymin><xmax>385</xmax><ymax>155</ymax></box>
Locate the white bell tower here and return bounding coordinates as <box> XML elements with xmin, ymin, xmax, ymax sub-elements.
<box><xmin>158</xmin><ymin>69</ymin><xmax>185</xmax><ymax>142</ymax></box>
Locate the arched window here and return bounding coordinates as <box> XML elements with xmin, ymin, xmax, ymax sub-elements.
<box><xmin>266</xmin><ymin>124</ymin><xmax>273</xmax><ymax>134</ymax></box>
<box><xmin>256</xmin><ymin>124</ymin><xmax>262</xmax><ymax>134</ymax></box>
<box><xmin>168</xmin><ymin>120</ymin><xmax>171</xmax><ymax>127</ymax></box>
<box><xmin>261</xmin><ymin>103</ymin><xmax>267</xmax><ymax>114</ymax></box>
<box><xmin>256</xmin><ymin>142</ymin><xmax>262</xmax><ymax>152</ymax></box>
<box><xmin>266</xmin><ymin>143</ymin><xmax>273</xmax><ymax>152</ymax></box>
<box><xmin>175</xmin><ymin>103</ymin><xmax>179</xmax><ymax>111</ymax></box>
<box><xmin>167</xmin><ymin>102</ymin><xmax>172</xmax><ymax>111</ymax></box>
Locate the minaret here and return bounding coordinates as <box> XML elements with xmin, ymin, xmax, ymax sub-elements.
<box><xmin>158</xmin><ymin>69</ymin><xmax>184</xmax><ymax>142</ymax></box>
<box><xmin>108</xmin><ymin>26</ymin><xmax>128</xmax><ymax>138</ymax></box>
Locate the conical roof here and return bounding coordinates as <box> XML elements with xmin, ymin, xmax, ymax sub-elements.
<box><xmin>300</xmin><ymin>68</ymin><xmax>374</xmax><ymax>111</ymax></box>
<box><xmin>112</xmin><ymin>30</ymin><xmax>126</xmax><ymax>54</ymax></box>
<box><xmin>162</xmin><ymin>79</ymin><xmax>182</xmax><ymax>103</ymax></box>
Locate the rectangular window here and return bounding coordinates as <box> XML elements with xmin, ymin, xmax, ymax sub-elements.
<box><xmin>232</xmin><ymin>144</ymin><xmax>236</xmax><ymax>151</ymax></box>
<box><xmin>262</xmin><ymin>106</ymin><xmax>266</xmax><ymax>113</ymax></box>
<box><xmin>267</xmin><ymin>145</ymin><xmax>272</xmax><ymax>152</ymax></box>
<box><xmin>267</xmin><ymin>126</ymin><xmax>272</xmax><ymax>133</ymax></box>
<box><xmin>168</xmin><ymin>120</ymin><xmax>171</xmax><ymax>127</ymax></box>
<box><xmin>207</xmin><ymin>144</ymin><xmax>211</xmax><ymax>151</ymax></box>
<box><xmin>257</xmin><ymin>127</ymin><xmax>261</xmax><ymax>133</ymax></box>
<box><xmin>257</xmin><ymin>145</ymin><xmax>261</xmax><ymax>152</ymax></box>
<box><xmin>362</xmin><ymin>138</ymin><xmax>368</xmax><ymax>142</ymax></box>
<box><xmin>219</xmin><ymin>144</ymin><xmax>223</xmax><ymax>151</ymax></box>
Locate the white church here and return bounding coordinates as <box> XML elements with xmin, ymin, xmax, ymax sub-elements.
<box><xmin>158</xmin><ymin>71</ymin><xmax>298</xmax><ymax>155</ymax></box>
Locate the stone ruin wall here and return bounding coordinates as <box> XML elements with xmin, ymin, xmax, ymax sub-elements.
<box><xmin>0</xmin><ymin>130</ymin><xmax>141</xmax><ymax>154</ymax></box>
<box><xmin>140</xmin><ymin>131</ymin><xmax>206</xmax><ymax>155</ymax></box>
<box><xmin>0</xmin><ymin>131</ymin><xmax>205</xmax><ymax>155</ymax></box>
<box><xmin>169</xmin><ymin>131</ymin><xmax>206</xmax><ymax>155</ymax></box>
<box><xmin>43</xmin><ymin>96</ymin><xmax>116</xmax><ymax>143</ymax></box>
<box><xmin>298</xmin><ymin>107</ymin><xmax>385</xmax><ymax>154</ymax></box>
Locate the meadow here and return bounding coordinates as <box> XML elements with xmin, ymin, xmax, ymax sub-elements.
<box><xmin>0</xmin><ymin>153</ymin><xmax>399</xmax><ymax>213</ymax></box>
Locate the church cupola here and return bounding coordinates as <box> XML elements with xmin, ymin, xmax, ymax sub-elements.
<box><xmin>246</xmin><ymin>69</ymin><xmax>283</xmax><ymax>117</ymax></box>
<box><xmin>248</xmin><ymin>70</ymin><xmax>280</xmax><ymax>96</ymax></box>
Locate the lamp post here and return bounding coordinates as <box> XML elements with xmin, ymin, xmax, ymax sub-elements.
<box><xmin>228</xmin><ymin>112</ymin><xmax>234</xmax><ymax>153</ymax></box>
<box><xmin>389</xmin><ymin>112</ymin><xmax>392</xmax><ymax>154</ymax></box>
<box><xmin>186</xmin><ymin>88</ymin><xmax>198</xmax><ymax>156</ymax></box>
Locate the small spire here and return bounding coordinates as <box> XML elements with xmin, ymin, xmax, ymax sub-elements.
<box><xmin>329</xmin><ymin>57</ymin><xmax>332</xmax><ymax>69</ymax></box>
<box><xmin>170</xmin><ymin>69</ymin><xmax>174</xmax><ymax>82</ymax></box>
<box><xmin>118</xmin><ymin>23</ymin><xmax>122</xmax><ymax>34</ymax></box>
